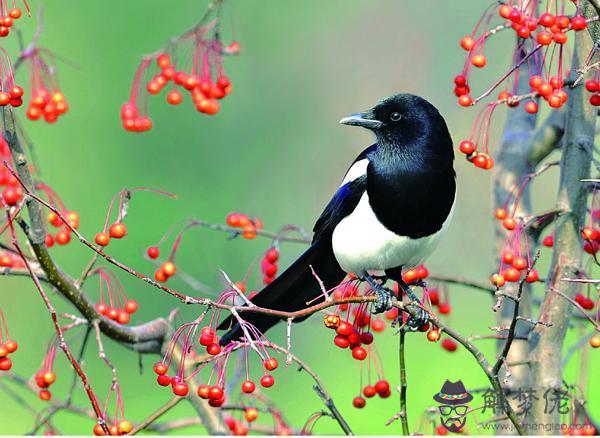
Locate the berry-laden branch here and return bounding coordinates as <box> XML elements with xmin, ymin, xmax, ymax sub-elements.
<box><xmin>4</xmin><ymin>154</ymin><xmax>534</xmax><ymax>433</ymax></box>
<box><xmin>528</xmin><ymin>3</ymin><xmax>598</xmax><ymax>426</ymax></box>
<box><xmin>2</xmin><ymin>204</ymin><xmax>110</xmax><ymax>434</ymax></box>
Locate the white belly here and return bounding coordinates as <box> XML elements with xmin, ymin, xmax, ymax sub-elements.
<box><xmin>331</xmin><ymin>193</ymin><xmax>453</xmax><ymax>276</ymax></box>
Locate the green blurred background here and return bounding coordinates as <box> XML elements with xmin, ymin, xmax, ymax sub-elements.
<box><xmin>0</xmin><ymin>0</ymin><xmax>597</xmax><ymax>435</ymax></box>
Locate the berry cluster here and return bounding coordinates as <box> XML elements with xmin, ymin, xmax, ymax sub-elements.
<box><xmin>490</xmin><ymin>208</ymin><xmax>539</xmax><ymax>287</ymax></box>
<box><xmin>352</xmin><ymin>379</ymin><xmax>391</xmax><ymax>409</ymax></box>
<box><xmin>0</xmin><ymin>4</ymin><xmax>26</xmax><ymax>38</ymax></box>
<box><xmin>152</xmin><ymin>316</ymin><xmax>281</xmax><ymax>406</ymax></box>
<box><xmin>574</xmin><ymin>292</ymin><xmax>596</xmax><ymax>311</ymax></box>
<box><xmin>36</xmin><ymin>183</ymin><xmax>80</xmax><ymax>248</ymax></box>
<box><xmin>91</xmin><ymin>384</ymin><xmax>132</xmax><ymax>436</ymax></box>
<box><xmin>226</xmin><ymin>212</ymin><xmax>263</xmax><ymax>240</ymax></box>
<box><xmin>121</xmin><ymin>3</ymin><xmax>238</xmax><ymax>132</ymax></box>
<box><xmin>261</xmin><ymin>247</ymin><xmax>279</xmax><ymax>285</ymax></box>
<box><xmin>454</xmin><ymin>0</ymin><xmax>596</xmax><ymax>170</ymax></box>
<box><xmin>21</xmin><ymin>46</ymin><xmax>70</xmax><ymax>123</ymax></box>
<box><xmin>92</xmin><ymin>268</ymin><xmax>139</xmax><ymax>325</ymax></box>
<box><xmin>33</xmin><ymin>340</ymin><xmax>57</xmax><ymax>401</ymax></box>
<box><xmin>0</xmin><ymin>307</ymin><xmax>17</xmax><ymax>372</ymax></box>
<box><xmin>0</xmin><ymin>136</ymin><xmax>23</xmax><ymax>207</ymax></box>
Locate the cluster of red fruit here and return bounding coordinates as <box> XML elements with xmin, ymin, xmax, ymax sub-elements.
<box><xmin>0</xmin><ymin>7</ymin><xmax>24</xmax><ymax>38</ymax></box>
<box><xmin>224</xmin><ymin>407</ymin><xmax>260</xmax><ymax>436</ymax></box>
<box><xmin>122</xmin><ymin>51</ymin><xmax>232</xmax><ymax>132</ymax></box>
<box><xmin>92</xmin><ymin>420</ymin><xmax>133</xmax><ymax>436</ymax></box>
<box><xmin>582</xmin><ymin>224</ymin><xmax>600</xmax><ymax>254</ymax></box>
<box><xmin>225</xmin><ymin>416</ymin><xmax>250</xmax><ymax>436</ymax></box>
<box><xmin>154</xmin><ymin>260</ymin><xmax>176</xmax><ymax>283</ymax></box>
<box><xmin>45</xmin><ymin>210</ymin><xmax>80</xmax><ymax>247</ymax></box>
<box><xmin>325</xmin><ymin>316</ymin><xmax>372</xmax><ymax>362</ymax></box>
<box><xmin>490</xmin><ymin>208</ymin><xmax>539</xmax><ymax>287</ymax></box>
<box><xmin>94</xmin><ymin>221</ymin><xmax>127</xmax><ymax>247</ymax></box>
<box><xmin>261</xmin><ymin>247</ymin><xmax>279</xmax><ymax>285</ymax></box>
<box><xmin>584</xmin><ymin>77</ymin><xmax>600</xmax><ymax>106</ymax></box>
<box><xmin>0</xmin><ymin>339</ymin><xmax>17</xmax><ymax>372</ymax></box>
<box><xmin>455</xmin><ymin>4</ymin><xmax>588</xmax><ymax>108</ymax></box>
<box><xmin>238</xmin><ymin>357</ymin><xmax>279</xmax><ymax>395</ymax></box>
<box><xmin>352</xmin><ymin>379</ymin><xmax>391</xmax><ymax>409</ymax></box>
<box><xmin>199</xmin><ymin>325</ymin><xmax>222</xmax><ymax>356</ymax></box>
<box><xmin>226</xmin><ymin>212</ymin><xmax>263</xmax><ymax>240</ymax></box>
<box><xmin>574</xmin><ymin>293</ymin><xmax>596</xmax><ymax>311</ymax></box>
<box><xmin>563</xmin><ymin>423</ymin><xmax>597</xmax><ymax>436</ymax></box>
<box><xmin>95</xmin><ymin>299</ymin><xmax>138</xmax><ymax>325</ymax></box>
<box><xmin>0</xmin><ymin>138</ymin><xmax>23</xmax><ymax>207</ymax></box>
<box><xmin>25</xmin><ymin>89</ymin><xmax>68</xmax><ymax>123</ymax></box>
<box><xmin>0</xmin><ymin>83</ymin><xmax>23</xmax><ymax>108</ymax></box>
<box><xmin>34</xmin><ymin>369</ymin><xmax>56</xmax><ymax>401</ymax></box>
<box><xmin>34</xmin><ymin>340</ymin><xmax>58</xmax><ymax>401</ymax></box>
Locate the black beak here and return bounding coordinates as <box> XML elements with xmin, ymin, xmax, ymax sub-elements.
<box><xmin>339</xmin><ymin>112</ymin><xmax>382</xmax><ymax>129</ymax></box>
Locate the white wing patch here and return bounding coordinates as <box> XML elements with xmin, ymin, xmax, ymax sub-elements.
<box><xmin>332</xmin><ymin>193</ymin><xmax>455</xmax><ymax>276</ymax></box>
<box><xmin>340</xmin><ymin>158</ymin><xmax>369</xmax><ymax>186</ymax></box>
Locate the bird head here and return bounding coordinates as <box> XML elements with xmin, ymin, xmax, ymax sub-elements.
<box><xmin>340</xmin><ymin>93</ymin><xmax>453</xmax><ymax>158</ymax></box>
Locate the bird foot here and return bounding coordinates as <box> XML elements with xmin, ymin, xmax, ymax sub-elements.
<box><xmin>364</xmin><ymin>274</ymin><xmax>393</xmax><ymax>314</ymax></box>
<box><xmin>399</xmin><ymin>282</ymin><xmax>429</xmax><ymax>331</ymax></box>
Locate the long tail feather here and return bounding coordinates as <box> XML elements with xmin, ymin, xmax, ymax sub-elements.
<box><xmin>218</xmin><ymin>239</ymin><xmax>344</xmax><ymax>345</ymax></box>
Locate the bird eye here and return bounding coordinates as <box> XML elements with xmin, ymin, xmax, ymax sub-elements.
<box><xmin>389</xmin><ymin>112</ymin><xmax>402</xmax><ymax>122</ymax></box>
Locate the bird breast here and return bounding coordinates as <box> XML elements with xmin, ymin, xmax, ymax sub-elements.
<box><xmin>331</xmin><ymin>192</ymin><xmax>453</xmax><ymax>276</ymax></box>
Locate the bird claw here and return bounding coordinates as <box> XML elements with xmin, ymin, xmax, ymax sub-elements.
<box><xmin>400</xmin><ymin>283</ymin><xmax>428</xmax><ymax>331</ymax></box>
<box><xmin>403</xmin><ymin>305</ymin><xmax>429</xmax><ymax>332</ymax></box>
<box><xmin>373</xmin><ymin>286</ymin><xmax>393</xmax><ymax>314</ymax></box>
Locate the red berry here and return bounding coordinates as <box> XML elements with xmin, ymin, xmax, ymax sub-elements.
<box><xmin>458</xmin><ymin>95</ymin><xmax>473</xmax><ymax>107</ymax></box>
<box><xmin>459</xmin><ymin>140</ymin><xmax>476</xmax><ymax>155</ymax></box>
<box><xmin>241</xmin><ymin>380</ymin><xmax>256</xmax><ymax>393</ymax></box>
<box><xmin>491</xmin><ymin>273</ymin><xmax>506</xmax><ymax>288</ymax></box>
<box><xmin>94</xmin><ymin>232</ymin><xmax>110</xmax><ymax>247</ymax></box>
<box><xmin>153</xmin><ymin>362</ymin><xmax>168</xmax><ymax>375</ymax></box>
<box><xmin>172</xmin><ymin>382</ymin><xmax>189</xmax><ymax>397</ymax></box>
<box><xmin>585</xmin><ymin>80</ymin><xmax>599</xmax><ymax>93</ymax></box>
<box><xmin>471</xmin><ymin>54</ymin><xmax>487</xmax><ymax>68</ymax></box>
<box><xmin>208</xmin><ymin>386</ymin><xmax>224</xmax><ymax>400</ymax></box>
<box><xmin>503</xmin><ymin>267</ymin><xmax>521</xmax><ymax>282</ymax></box>
<box><xmin>542</xmin><ymin>235</ymin><xmax>554</xmax><ymax>247</ymax></box>
<box><xmin>524</xmin><ymin>101</ymin><xmax>538</xmax><ymax>114</ymax></box>
<box><xmin>374</xmin><ymin>380</ymin><xmax>390</xmax><ymax>395</ymax></box>
<box><xmin>352</xmin><ymin>346</ymin><xmax>367</xmax><ymax>360</ymax></box>
<box><xmin>207</xmin><ymin>343</ymin><xmax>221</xmax><ymax>355</ymax></box>
<box><xmin>363</xmin><ymin>385</ymin><xmax>376</xmax><ymax>398</ymax></box>
<box><xmin>336</xmin><ymin>321</ymin><xmax>354</xmax><ymax>336</ymax></box>
<box><xmin>441</xmin><ymin>338</ymin><xmax>458</xmax><ymax>352</ymax></box>
<box><xmin>460</xmin><ymin>36</ymin><xmax>475</xmax><ymax>51</ymax></box>
<box><xmin>167</xmin><ymin>90</ymin><xmax>183</xmax><ymax>105</ymax></box>
<box><xmin>263</xmin><ymin>357</ymin><xmax>278</xmax><ymax>371</ymax></box>
<box><xmin>427</xmin><ymin>329</ymin><xmax>441</xmax><ymax>342</ymax></box>
<box><xmin>109</xmin><ymin>222</ymin><xmax>127</xmax><ymax>239</ymax></box>
<box><xmin>147</xmin><ymin>246</ymin><xmax>160</xmax><ymax>259</ymax></box>
<box><xmin>352</xmin><ymin>396</ymin><xmax>366</xmax><ymax>408</ymax></box>
<box><xmin>524</xmin><ymin>269</ymin><xmax>539</xmax><ymax>284</ymax></box>
<box><xmin>438</xmin><ymin>302</ymin><xmax>451</xmax><ymax>314</ymax></box>
<box><xmin>124</xmin><ymin>299</ymin><xmax>138</xmax><ymax>314</ymax></box>
<box><xmin>260</xmin><ymin>374</ymin><xmax>275</xmax><ymax>388</ymax></box>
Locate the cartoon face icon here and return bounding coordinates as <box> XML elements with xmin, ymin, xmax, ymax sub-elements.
<box><xmin>433</xmin><ymin>380</ymin><xmax>473</xmax><ymax>433</ymax></box>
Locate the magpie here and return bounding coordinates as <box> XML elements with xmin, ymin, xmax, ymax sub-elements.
<box><xmin>218</xmin><ymin>93</ymin><xmax>455</xmax><ymax>345</ymax></box>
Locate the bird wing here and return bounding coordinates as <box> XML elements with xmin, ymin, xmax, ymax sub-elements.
<box><xmin>312</xmin><ymin>174</ymin><xmax>367</xmax><ymax>243</ymax></box>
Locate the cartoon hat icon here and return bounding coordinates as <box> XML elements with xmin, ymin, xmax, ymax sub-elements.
<box><xmin>433</xmin><ymin>380</ymin><xmax>473</xmax><ymax>405</ymax></box>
